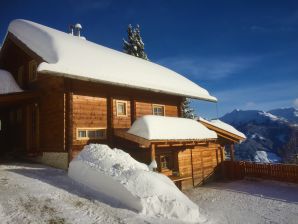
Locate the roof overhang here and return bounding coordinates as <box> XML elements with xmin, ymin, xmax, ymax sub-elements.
<box><xmin>0</xmin><ymin>91</ymin><xmax>40</xmax><ymax>107</ymax></box>
<box><xmin>114</xmin><ymin>129</ymin><xmax>217</xmax><ymax>148</ymax></box>
<box><xmin>199</xmin><ymin>119</ymin><xmax>245</xmax><ymax>143</ymax></box>
<box><xmin>115</xmin><ymin>115</ymin><xmax>218</xmax><ymax>148</ymax></box>
<box><xmin>6</xmin><ymin>19</ymin><xmax>217</xmax><ymax>102</ymax></box>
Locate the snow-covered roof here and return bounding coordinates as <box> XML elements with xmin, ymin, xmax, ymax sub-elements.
<box><xmin>128</xmin><ymin>115</ymin><xmax>217</xmax><ymax>141</ymax></box>
<box><xmin>199</xmin><ymin>117</ymin><xmax>246</xmax><ymax>139</ymax></box>
<box><xmin>7</xmin><ymin>19</ymin><xmax>217</xmax><ymax>102</ymax></box>
<box><xmin>0</xmin><ymin>69</ymin><xmax>22</xmax><ymax>94</ymax></box>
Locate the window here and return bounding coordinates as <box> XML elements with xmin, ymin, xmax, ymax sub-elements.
<box><xmin>17</xmin><ymin>66</ymin><xmax>24</xmax><ymax>86</ymax></box>
<box><xmin>152</xmin><ymin>104</ymin><xmax>165</xmax><ymax>116</ymax></box>
<box><xmin>28</xmin><ymin>60</ymin><xmax>37</xmax><ymax>81</ymax></box>
<box><xmin>116</xmin><ymin>100</ymin><xmax>127</xmax><ymax>116</ymax></box>
<box><xmin>159</xmin><ymin>154</ymin><xmax>174</xmax><ymax>176</ymax></box>
<box><xmin>77</xmin><ymin>128</ymin><xmax>106</xmax><ymax>140</ymax></box>
<box><xmin>160</xmin><ymin>155</ymin><xmax>170</xmax><ymax>170</ymax></box>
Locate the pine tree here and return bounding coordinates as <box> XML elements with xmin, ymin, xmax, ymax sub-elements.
<box><xmin>181</xmin><ymin>98</ymin><xmax>196</xmax><ymax>119</ymax></box>
<box><xmin>123</xmin><ymin>24</ymin><xmax>148</xmax><ymax>60</ymax></box>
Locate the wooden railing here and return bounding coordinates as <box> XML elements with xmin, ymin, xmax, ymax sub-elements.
<box><xmin>223</xmin><ymin>161</ymin><xmax>298</xmax><ymax>183</ymax></box>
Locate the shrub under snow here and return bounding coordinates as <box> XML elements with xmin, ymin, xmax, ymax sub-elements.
<box><xmin>68</xmin><ymin>144</ymin><xmax>203</xmax><ymax>223</ymax></box>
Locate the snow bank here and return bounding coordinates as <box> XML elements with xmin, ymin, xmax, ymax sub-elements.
<box><xmin>8</xmin><ymin>19</ymin><xmax>216</xmax><ymax>102</ymax></box>
<box><xmin>0</xmin><ymin>69</ymin><xmax>22</xmax><ymax>94</ymax></box>
<box><xmin>128</xmin><ymin>115</ymin><xmax>217</xmax><ymax>140</ymax></box>
<box><xmin>199</xmin><ymin>117</ymin><xmax>246</xmax><ymax>139</ymax></box>
<box><xmin>69</xmin><ymin>144</ymin><xmax>203</xmax><ymax>223</ymax></box>
<box><xmin>254</xmin><ymin>151</ymin><xmax>282</xmax><ymax>163</ymax></box>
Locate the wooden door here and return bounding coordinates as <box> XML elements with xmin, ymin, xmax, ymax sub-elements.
<box><xmin>26</xmin><ymin>104</ymin><xmax>39</xmax><ymax>153</ymax></box>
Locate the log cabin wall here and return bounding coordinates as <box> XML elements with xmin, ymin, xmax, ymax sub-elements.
<box><xmin>0</xmin><ymin>36</ymin><xmax>66</xmax><ymax>155</ymax></box>
<box><xmin>71</xmin><ymin>94</ymin><xmax>108</xmax><ymax>159</ymax></box>
<box><xmin>179</xmin><ymin>143</ymin><xmax>223</xmax><ymax>190</ymax></box>
<box><xmin>135</xmin><ymin>101</ymin><xmax>178</xmax><ymax>118</ymax></box>
<box><xmin>67</xmin><ymin>79</ymin><xmax>184</xmax><ymax>158</ymax></box>
<box><xmin>112</xmin><ymin>98</ymin><xmax>131</xmax><ymax>129</ymax></box>
<box><xmin>36</xmin><ymin>75</ymin><xmax>65</xmax><ymax>153</ymax></box>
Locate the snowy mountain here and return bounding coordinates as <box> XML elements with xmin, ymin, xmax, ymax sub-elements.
<box><xmin>221</xmin><ymin>108</ymin><xmax>298</xmax><ymax>163</ymax></box>
<box><xmin>268</xmin><ymin>108</ymin><xmax>298</xmax><ymax>124</ymax></box>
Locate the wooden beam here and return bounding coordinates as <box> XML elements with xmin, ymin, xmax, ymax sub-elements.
<box><xmin>150</xmin><ymin>143</ymin><xmax>156</xmax><ymax>161</ymax></box>
<box><xmin>107</xmin><ymin>96</ymin><xmax>113</xmax><ymax>142</ymax></box>
<box><xmin>230</xmin><ymin>144</ymin><xmax>235</xmax><ymax>161</ymax></box>
<box><xmin>113</xmin><ymin>129</ymin><xmax>151</xmax><ymax>147</ymax></box>
<box><xmin>190</xmin><ymin>148</ymin><xmax>195</xmax><ymax>186</ymax></box>
<box><xmin>65</xmin><ymin>91</ymin><xmax>73</xmax><ymax>163</ymax></box>
<box><xmin>0</xmin><ymin>91</ymin><xmax>40</xmax><ymax>107</ymax></box>
<box><xmin>130</xmin><ymin>99</ymin><xmax>136</xmax><ymax>125</ymax></box>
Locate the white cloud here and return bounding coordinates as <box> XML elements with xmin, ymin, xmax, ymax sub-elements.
<box><xmin>245</xmin><ymin>101</ymin><xmax>256</xmax><ymax>108</ymax></box>
<box><xmin>293</xmin><ymin>98</ymin><xmax>298</xmax><ymax>109</ymax></box>
<box><xmin>157</xmin><ymin>56</ymin><xmax>260</xmax><ymax>80</ymax></box>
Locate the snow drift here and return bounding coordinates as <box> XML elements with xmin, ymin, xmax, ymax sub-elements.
<box><xmin>128</xmin><ymin>115</ymin><xmax>217</xmax><ymax>140</ymax></box>
<box><xmin>68</xmin><ymin>144</ymin><xmax>203</xmax><ymax>223</ymax></box>
<box><xmin>0</xmin><ymin>69</ymin><xmax>23</xmax><ymax>94</ymax></box>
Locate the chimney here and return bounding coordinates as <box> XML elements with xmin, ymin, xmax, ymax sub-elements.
<box><xmin>75</xmin><ymin>23</ymin><xmax>82</xmax><ymax>37</ymax></box>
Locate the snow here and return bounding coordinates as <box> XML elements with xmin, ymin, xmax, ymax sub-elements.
<box><xmin>0</xmin><ymin>69</ymin><xmax>22</xmax><ymax>94</ymax></box>
<box><xmin>128</xmin><ymin>115</ymin><xmax>217</xmax><ymax>140</ymax></box>
<box><xmin>251</xmin><ymin>133</ymin><xmax>265</xmax><ymax>140</ymax></box>
<box><xmin>199</xmin><ymin>117</ymin><xmax>246</xmax><ymax>139</ymax></box>
<box><xmin>0</xmin><ymin>163</ymin><xmax>186</xmax><ymax>224</ymax></box>
<box><xmin>7</xmin><ymin>19</ymin><xmax>217</xmax><ymax>102</ymax></box>
<box><xmin>254</xmin><ymin>150</ymin><xmax>282</xmax><ymax>163</ymax></box>
<box><xmin>68</xmin><ymin>144</ymin><xmax>203</xmax><ymax>223</ymax></box>
<box><xmin>221</xmin><ymin>109</ymin><xmax>285</xmax><ymax>125</ymax></box>
<box><xmin>186</xmin><ymin>179</ymin><xmax>298</xmax><ymax>224</ymax></box>
<box><xmin>2</xmin><ymin>163</ymin><xmax>298</xmax><ymax>224</ymax></box>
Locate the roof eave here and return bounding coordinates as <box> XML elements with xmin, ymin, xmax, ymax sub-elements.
<box><xmin>38</xmin><ymin>68</ymin><xmax>217</xmax><ymax>102</ymax></box>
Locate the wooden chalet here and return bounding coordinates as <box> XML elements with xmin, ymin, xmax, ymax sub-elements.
<box><xmin>0</xmin><ymin>20</ymin><xmax>244</xmax><ymax>190</ymax></box>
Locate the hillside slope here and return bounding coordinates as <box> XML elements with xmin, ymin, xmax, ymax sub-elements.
<box><xmin>221</xmin><ymin>108</ymin><xmax>297</xmax><ymax>163</ymax></box>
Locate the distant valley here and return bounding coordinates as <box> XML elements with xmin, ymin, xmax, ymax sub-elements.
<box><xmin>220</xmin><ymin>107</ymin><xmax>298</xmax><ymax>163</ymax></box>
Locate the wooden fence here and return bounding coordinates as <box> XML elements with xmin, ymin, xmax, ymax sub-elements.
<box><xmin>223</xmin><ymin>161</ymin><xmax>298</xmax><ymax>183</ymax></box>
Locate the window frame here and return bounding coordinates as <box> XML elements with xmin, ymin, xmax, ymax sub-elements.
<box><xmin>116</xmin><ymin>100</ymin><xmax>128</xmax><ymax>117</ymax></box>
<box><xmin>76</xmin><ymin>127</ymin><xmax>107</xmax><ymax>140</ymax></box>
<box><xmin>28</xmin><ymin>60</ymin><xmax>38</xmax><ymax>82</ymax></box>
<box><xmin>152</xmin><ymin>104</ymin><xmax>165</xmax><ymax>116</ymax></box>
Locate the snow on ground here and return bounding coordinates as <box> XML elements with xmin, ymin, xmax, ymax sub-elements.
<box><xmin>0</xmin><ymin>163</ymin><xmax>184</xmax><ymax>224</ymax></box>
<box><xmin>1</xmin><ymin>162</ymin><xmax>298</xmax><ymax>224</ymax></box>
<box><xmin>69</xmin><ymin>144</ymin><xmax>203</xmax><ymax>223</ymax></box>
<box><xmin>185</xmin><ymin>179</ymin><xmax>298</xmax><ymax>224</ymax></box>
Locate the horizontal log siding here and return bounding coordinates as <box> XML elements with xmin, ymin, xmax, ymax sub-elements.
<box><xmin>112</xmin><ymin>99</ymin><xmax>131</xmax><ymax>129</ymax></box>
<box><xmin>38</xmin><ymin>75</ymin><xmax>65</xmax><ymax>152</ymax></box>
<box><xmin>72</xmin><ymin>95</ymin><xmax>107</xmax><ymax>156</ymax></box>
<box><xmin>135</xmin><ymin>101</ymin><xmax>179</xmax><ymax>118</ymax></box>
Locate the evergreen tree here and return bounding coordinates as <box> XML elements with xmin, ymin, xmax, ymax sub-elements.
<box><xmin>181</xmin><ymin>98</ymin><xmax>196</xmax><ymax>119</ymax></box>
<box><xmin>123</xmin><ymin>24</ymin><xmax>148</xmax><ymax>60</ymax></box>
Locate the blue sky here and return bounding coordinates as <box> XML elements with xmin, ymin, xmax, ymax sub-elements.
<box><xmin>1</xmin><ymin>0</ymin><xmax>298</xmax><ymax>118</ymax></box>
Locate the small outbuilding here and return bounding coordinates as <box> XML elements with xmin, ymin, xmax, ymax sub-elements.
<box><xmin>198</xmin><ymin>117</ymin><xmax>246</xmax><ymax>161</ymax></box>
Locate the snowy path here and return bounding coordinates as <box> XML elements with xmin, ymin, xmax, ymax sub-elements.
<box><xmin>0</xmin><ymin>163</ymin><xmax>181</xmax><ymax>224</ymax></box>
<box><xmin>186</xmin><ymin>179</ymin><xmax>298</xmax><ymax>224</ymax></box>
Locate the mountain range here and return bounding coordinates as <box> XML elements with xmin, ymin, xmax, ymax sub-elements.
<box><xmin>220</xmin><ymin>107</ymin><xmax>298</xmax><ymax>163</ymax></box>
